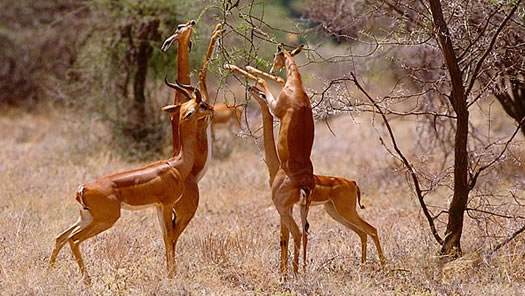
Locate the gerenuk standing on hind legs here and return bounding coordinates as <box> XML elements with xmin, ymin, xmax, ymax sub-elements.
<box><xmin>267</xmin><ymin>43</ymin><xmax>315</xmax><ymax>276</ymax></box>
<box><xmin>48</xmin><ymin>85</ymin><xmax>214</xmax><ymax>284</ymax></box>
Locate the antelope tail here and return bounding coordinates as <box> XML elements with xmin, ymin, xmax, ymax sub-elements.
<box><xmin>300</xmin><ymin>187</ymin><xmax>311</xmax><ymax>233</ymax></box>
<box><xmin>172</xmin><ymin>209</ymin><xmax>177</xmax><ymax>230</ymax></box>
<box><xmin>356</xmin><ymin>184</ymin><xmax>365</xmax><ymax>209</ymax></box>
<box><xmin>75</xmin><ymin>185</ymin><xmax>89</xmax><ymax>210</ymax></box>
<box><xmin>299</xmin><ymin>187</ymin><xmax>311</xmax><ymax>205</ymax></box>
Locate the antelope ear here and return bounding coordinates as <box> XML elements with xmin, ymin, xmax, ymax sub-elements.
<box><xmin>161</xmin><ymin>104</ymin><xmax>181</xmax><ymax>113</ymax></box>
<box><xmin>161</xmin><ymin>34</ymin><xmax>177</xmax><ymax>52</ymax></box>
<box><xmin>182</xmin><ymin>108</ymin><xmax>196</xmax><ymax>120</ymax></box>
<box><xmin>290</xmin><ymin>44</ymin><xmax>304</xmax><ymax>56</ymax></box>
<box><xmin>277</xmin><ymin>43</ymin><xmax>284</xmax><ymax>52</ymax></box>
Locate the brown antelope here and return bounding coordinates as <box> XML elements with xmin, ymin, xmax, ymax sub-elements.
<box><xmin>226</xmin><ymin>43</ymin><xmax>315</xmax><ymax>274</ymax></box>
<box><xmin>267</xmin><ymin>44</ymin><xmax>315</xmax><ymax>275</ymax></box>
<box><xmin>161</xmin><ymin>23</ymin><xmax>222</xmax><ymax>272</ymax></box>
<box><xmin>49</xmin><ymin>84</ymin><xmax>214</xmax><ymax>284</ymax></box>
<box><xmin>247</xmin><ymin>84</ymin><xmax>384</xmax><ymax>266</ymax></box>
<box><xmin>210</xmin><ymin>103</ymin><xmax>243</xmax><ymax>141</ymax></box>
<box><xmin>225</xmin><ymin>62</ymin><xmax>385</xmax><ymax>272</ymax></box>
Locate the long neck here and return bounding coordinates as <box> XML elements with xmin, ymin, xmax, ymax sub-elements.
<box><xmin>175</xmin><ymin>41</ymin><xmax>191</xmax><ymax>103</ymax></box>
<box><xmin>174</xmin><ymin>120</ymin><xmax>198</xmax><ymax>179</ymax></box>
<box><xmin>284</xmin><ymin>52</ymin><xmax>302</xmax><ymax>84</ymax></box>
<box><xmin>256</xmin><ymin>89</ymin><xmax>280</xmax><ymax>186</ymax></box>
<box><xmin>171</xmin><ymin>40</ymin><xmax>191</xmax><ymax>156</ymax></box>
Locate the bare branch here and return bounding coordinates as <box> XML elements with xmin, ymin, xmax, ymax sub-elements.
<box><xmin>351</xmin><ymin>72</ymin><xmax>444</xmax><ymax>245</ymax></box>
<box><xmin>468</xmin><ymin>117</ymin><xmax>525</xmax><ymax>190</ymax></box>
<box><xmin>489</xmin><ymin>223</ymin><xmax>525</xmax><ymax>256</ymax></box>
<box><xmin>464</xmin><ymin>1</ymin><xmax>521</xmax><ymax>98</ymax></box>
<box><xmin>457</xmin><ymin>4</ymin><xmax>503</xmax><ymax>63</ymax></box>
<box><xmin>465</xmin><ymin>207</ymin><xmax>525</xmax><ymax>220</ymax></box>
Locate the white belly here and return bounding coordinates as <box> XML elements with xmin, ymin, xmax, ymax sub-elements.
<box><xmin>310</xmin><ymin>200</ymin><xmax>329</xmax><ymax>206</ymax></box>
<box><xmin>294</xmin><ymin>200</ymin><xmax>329</xmax><ymax>207</ymax></box>
<box><xmin>121</xmin><ymin>202</ymin><xmax>157</xmax><ymax>211</ymax></box>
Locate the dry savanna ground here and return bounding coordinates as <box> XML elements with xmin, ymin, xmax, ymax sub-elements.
<box><xmin>1</xmin><ymin>101</ymin><xmax>524</xmax><ymax>295</ymax></box>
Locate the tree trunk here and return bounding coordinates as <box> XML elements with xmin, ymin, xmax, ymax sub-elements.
<box><xmin>428</xmin><ymin>0</ymin><xmax>470</xmax><ymax>257</ymax></box>
<box><xmin>132</xmin><ymin>43</ymin><xmax>148</xmax><ymax>138</ymax></box>
<box><xmin>130</xmin><ymin>19</ymin><xmax>159</xmax><ymax>141</ymax></box>
<box><xmin>441</xmin><ymin>100</ymin><xmax>469</xmax><ymax>256</ymax></box>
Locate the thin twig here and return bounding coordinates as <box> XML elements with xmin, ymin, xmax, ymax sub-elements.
<box><xmin>489</xmin><ymin>224</ymin><xmax>525</xmax><ymax>256</ymax></box>
<box><xmin>464</xmin><ymin>0</ymin><xmax>521</xmax><ymax>98</ymax></box>
<box><xmin>351</xmin><ymin>72</ymin><xmax>443</xmax><ymax>245</ymax></box>
<box><xmin>469</xmin><ymin>117</ymin><xmax>525</xmax><ymax>190</ymax></box>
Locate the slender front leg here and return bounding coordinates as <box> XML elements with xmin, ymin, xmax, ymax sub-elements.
<box><xmin>245</xmin><ymin>66</ymin><xmax>286</xmax><ymax>87</ymax></box>
<box><xmin>199</xmin><ymin>23</ymin><xmax>223</xmax><ymax>101</ymax></box>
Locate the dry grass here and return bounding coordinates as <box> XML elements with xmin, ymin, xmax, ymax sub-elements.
<box><xmin>1</xmin><ymin>102</ymin><xmax>524</xmax><ymax>296</ymax></box>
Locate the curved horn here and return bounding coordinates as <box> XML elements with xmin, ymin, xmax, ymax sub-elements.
<box><xmin>174</xmin><ymin>80</ymin><xmax>202</xmax><ymax>103</ymax></box>
<box><xmin>174</xmin><ymin>81</ymin><xmax>198</xmax><ymax>93</ymax></box>
<box><xmin>193</xmin><ymin>86</ymin><xmax>202</xmax><ymax>103</ymax></box>
<box><xmin>164</xmin><ymin>76</ymin><xmax>192</xmax><ymax>100</ymax></box>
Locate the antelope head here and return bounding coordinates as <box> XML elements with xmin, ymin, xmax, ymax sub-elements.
<box><xmin>269</xmin><ymin>43</ymin><xmax>304</xmax><ymax>73</ymax></box>
<box><xmin>161</xmin><ymin>20</ymin><xmax>196</xmax><ymax>52</ymax></box>
<box><xmin>247</xmin><ymin>85</ymin><xmax>267</xmax><ymax>105</ymax></box>
<box><xmin>163</xmin><ymin>78</ymin><xmax>214</xmax><ymax>120</ymax></box>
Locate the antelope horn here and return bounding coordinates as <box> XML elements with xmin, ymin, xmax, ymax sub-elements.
<box><xmin>174</xmin><ymin>81</ymin><xmax>202</xmax><ymax>103</ymax></box>
<box><xmin>164</xmin><ymin>76</ymin><xmax>192</xmax><ymax>101</ymax></box>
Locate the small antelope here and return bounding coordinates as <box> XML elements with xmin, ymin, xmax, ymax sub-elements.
<box><xmin>49</xmin><ymin>82</ymin><xmax>213</xmax><ymax>284</ymax></box>
<box><xmin>161</xmin><ymin>22</ymin><xmax>223</xmax><ymax>272</ymax></box>
<box><xmin>225</xmin><ymin>59</ymin><xmax>385</xmax><ymax>274</ymax></box>
<box><xmin>248</xmin><ymin>84</ymin><xmax>384</xmax><ymax>266</ymax></box>
<box><xmin>210</xmin><ymin>103</ymin><xmax>243</xmax><ymax>140</ymax></box>
<box><xmin>226</xmin><ymin>44</ymin><xmax>316</xmax><ymax>274</ymax></box>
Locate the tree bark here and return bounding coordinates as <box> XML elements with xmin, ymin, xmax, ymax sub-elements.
<box><xmin>441</xmin><ymin>101</ymin><xmax>469</xmax><ymax>256</ymax></box>
<box><xmin>428</xmin><ymin>0</ymin><xmax>469</xmax><ymax>257</ymax></box>
<box><xmin>130</xmin><ymin>19</ymin><xmax>159</xmax><ymax>141</ymax></box>
<box><xmin>132</xmin><ymin>44</ymin><xmax>148</xmax><ymax>138</ymax></box>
